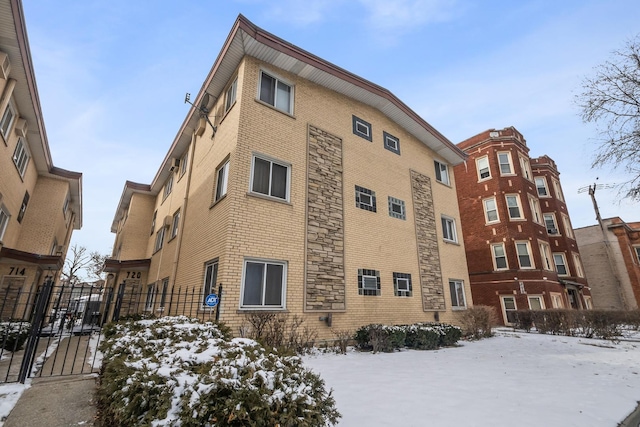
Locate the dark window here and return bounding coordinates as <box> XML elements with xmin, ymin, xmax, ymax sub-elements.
<box><xmin>259</xmin><ymin>71</ymin><xmax>292</xmax><ymax>113</ymax></box>
<box><xmin>251</xmin><ymin>156</ymin><xmax>289</xmax><ymax>200</ymax></box>
<box><xmin>358</xmin><ymin>268</ymin><xmax>380</xmax><ymax>296</ymax></box>
<box><xmin>159</xmin><ymin>278</ymin><xmax>169</xmax><ymax>308</ymax></box>
<box><xmin>242</xmin><ymin>260</ymin><xmax>285</xmax><ymax>307</ymax></box>
<box><xmin>355</xmin><ymin>186</ymin><xmax>376</xmax><ymax>212</ymax></box>
<box><xmin>150</xmin><ymin>210</ymin><xmax>157</xmax><ymax>235</ymax></box>
<box><xmin>383</xmin><ymin>131</ymin><xmax>400</xmax><ymax>155</ymax></box>
<box><xmin>17</xmin><ymin>191</ymin><xmax>29</xmax><ymax>223</ymax></box>
<box><xmin>203</xmin><ymin>260</ymin><xmax>218</xmax><ymax>306</ymax></box>
<box><xmin>449</xmin><ymin>280</ymin><xmax>466</xmax><ymax>308</ymax></box>
<box><xmin>388</xmin><ymin>197</ymin><xmax>405</xmax><ymax>220</ymax></box>
<box><xmin>393</xmin><ymin>272</ymin><xmax>412</xmax><ymax>297</ymax></box>
<box><xmin>352</xmin><ymin>115</ymin><xmax>372</xmax><ymax>141</ymax></box>
<box><xmin>434</xmin><ymin>160</ymin><xmax>450</xmax><ymax>185</ymax></box>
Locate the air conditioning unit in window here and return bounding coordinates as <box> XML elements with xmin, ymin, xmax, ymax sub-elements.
<box><xmin>548</xmin><ymin>228</ymin><xmax>557</xmax><ymax>234</ymax></box>
<box><xmin>0</xmin><ymin>51</ymin><xmax>10</xmax><ymax>80</ymax></box>
<box><xmin>169</xmin><ymin>158</ymin><xmax>179</xmax><ymax>173</ymax></box>
<box><xmin>14</xmin><ymin>118</ymin><xmax>27</xmax><ymax>138</ymax></box>
<box><xmin>163</xmin><ymin>215</ymin><xmax>172</xmax><ymax>228</ymax></box>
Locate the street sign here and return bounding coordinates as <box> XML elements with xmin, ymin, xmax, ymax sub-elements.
<box><xmin>205</xmin><ymin>294</ymin><xmax>219</xmax><ymax>307</ymax></box>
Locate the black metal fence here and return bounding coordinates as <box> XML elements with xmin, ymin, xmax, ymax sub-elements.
<box><xmin>0</xmin><ymin>280</ymin><xmax>222</xmax><ymax>383</ymax></box>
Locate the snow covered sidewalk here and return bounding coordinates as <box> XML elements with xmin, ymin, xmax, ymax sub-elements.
<box><xmin>302</xmin><ymin>331</ymin><xmax>640</xmax><ymax>426</ymax></box>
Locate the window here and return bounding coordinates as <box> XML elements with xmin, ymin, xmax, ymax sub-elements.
<box><xmin>515</xmin><ymin>241</ymin><xmax>533</xmax><ymax>268</ymax></box>
<box><xmin>355</xmin><ymin>186</ymin><xmax>376</xmax><ymax>212</ymax></box>
<box><xmin>251</xmin><ymin>155</ymin><xmax>290</xmax><ymax>201</ymax></box>
<box><xmin>154</xmin><ymin>227</ymin><xmax>165</xmax><ymax>252</ymax></box>
<box><xmin>505</xmin><ymin>195</ymin><xmax>523</xmax><ymax>220</ymax></box>
<box><xmin>483</xmin><ymin>197</ymin><xmax>499</xmax><ymax>223</ymax></box>
<box><xmin>434</xmin><ymin>160</ymin><xmax>450</xmax><ymax>185</ymax></box>
<box><xmin>476</xmin><ymin>156</ymin><xmax>491</xmax><ymax>180</ymax></box>
<box><xmin>144</xmin><ymin>284</ymin><xmax>155</xmax><ymax>311</ymax></box>
<box><xmin>12</xmin><ymin>137</ymin><xmax>29</xmax><ymax>176</ymax></box>
<box><xmin>163</xmin><ymin>174</ymin><xmax>174</xmax><ymax>200</ymax></box>
<box><xmin>519</xmin><ymin>156</ymin><xmax>532</xmax><ymax>181</ymax></box>
<box><xmin>539</xmin><ymin>241</ymin><xmax>553</xmax><ymax>271</ymax></box>
<box><xmin>528</xmin><ymin>296</ymin><xmax>545</xmax><ymax>310</ymax></box>
<box><xmin>180</xmin><ymin>151</ymin><xmax>188</xmax><ymax>177</ymax></box>
<box><xmin>535</xmin><ymin>177</ymin><xmax>549</xmax><ymax>197</ymax></box>
<box><xmin>150</xmin><ymin>210</ymin><xmax>157</xmax><ymax>236</ymax></box>
<box><xmin>170</xmin><ymin>210</ymin><xmax>180</xmax><ymax>239</ymax></box>
<box><xmin>441</xmin><ymin>216</ymin><xmax>458</xmax><ymax>243</ymax></box>
<box><xmin>383</xmin><ymin>131</ymin><xmax>400</xmax><ymax>155</ymax></box>
<box><xmin>17</xmin><ymin>191</ymin><xmax>29</xmax><ymax>223</ymax></box>
<box><xmin>225</xmin><ymin>77</ymin><xmax>237</xmax><ymax>112</ymax></box>
<box><xmin>551</xmin><ymin>293</ymin><xmax>563</xmax><ymax>308</ymax></box>
<box><xmin>214</xmin><ymin>160</ymin><xmax>229</xmax><ymax>202</ymax></box>
<box><xmin>393</xmin><ymin>272</ymin><xmax>412</xmax><ymax>297</ymax></box>
<box><xmin>50</xmin><ymin>239</ymin><xmax>58</xmax><ymax>255</ymax></box>
<box><xmin>501</xmin><ymin>296</ymin><xmax>517</xmax><ymax>325</ymax></box>
<box><xmin>584</xmin><ymin>296</ymin><xmax>593</xmax><ymax>309</ymax></box>
<box><xmin>562</xmin><ymin>214</ymin><xmax>574</xmax><ymax>239</ymax></box>
<box><xmin>572</xmin><ymin>253</ymin><xmax>584</xmax><ymax>277</ymax></box>
<box><xmin>388</xmin><ymin>196</ymin><xmax>405</xmax><ymax>220</ymax></box>
<box><xmin>0</xmin><ymin>103</ymin><xmax>15</xmax><ymax>140</ymax></box>
<box><xmin>259</xmin><ymin>71</ymin><xmax>293</xmax><ymax>114</ymax></box>
<box><xmin>491</xmin><ymin>243</ymin><xmax>508</xmax><ymax>270</ymax></box>
<box><xmin>543</xmin><ymin>213</ymin><xmax>559</xmax><ymax>235</ymax></box>
<box><xmin>553</xmin><ymin>253</ymin><xmax>569</xmax><ymax>276</ymax></box>
<box><xmin>159</xmin><ymin>278</ymin><xmax>169</xmax><ymax>309</ymax></box>
<box><xmin>497</xmin><ymin>152</ymin><xmax>513</xmax><ymax>175</ymax></box>
<box><xmin>358</xmin><ymin>269</ymin><xmax>380</xmax><ymax>296</ymax></box>
<box><xmin>529</xmin><ymin>195</ymin><xmax>542</xmax><ymax>224</ymax></box>
<box><xmin>203</xmin><ymin>260</ymin><xmax>218</xmax><ymax>306</ymax></box>
<box><xmin>62</xmin><ymin>196</ymin><xmax>70</xmax><ymax>217</ymax></box>
<box><xmin>552</xmin><ymin>179</ymin><xmax>565</xmax><ymax>202</ymax></box>
<box><xmin>449</xmin><ymin>280</ymin><xmax>466</xmax><ymax>309</ymax></box>
<box><xmin>635</xmin><ymin>246</ymin><xmax>640</xmax><ymax>264</ymax></box>
<box><xmin>241</xmin><ymin>259</ymin><xmax>286</xmax><ymax>308</ymax></box>
<box><xmin>0</xmin><ymin>205</ymin><xmax>9</xmax><ymax>241</ymax></box>
<box><xmin>352</xmin><ymin>115</ymin><xmax>372</xmax><ymax>141</ymax></box>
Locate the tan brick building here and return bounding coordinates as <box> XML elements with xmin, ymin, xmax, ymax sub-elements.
<box><xmin>454</xmin><ymin>127</ymin><xmax>590</xmax><ymax>325</ymax></box>
<box><xmin>0</xmin><ymin>0</ymin><xmax>83</xmax><ymax>317</ymax></box>
<box><xmin>575</xmin><ymin>217</ymin><xmax>640</xmax><ymax>310</ymax></box>
<box><xmin>105</xmin><ymin>15</ymin><xmax>472</xmax><ymax>338</ymax></box>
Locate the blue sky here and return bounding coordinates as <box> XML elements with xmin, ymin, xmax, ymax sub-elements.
<box><xmin>21</xmin><ymin>0</ymin><xmax>640</xmax><ymax>258</ymax></box>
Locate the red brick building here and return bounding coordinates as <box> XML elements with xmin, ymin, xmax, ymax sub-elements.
<box><xmin>454</xmin><ymin>127</ymin><xmax>591</xmax><ymax>325</ymax></box>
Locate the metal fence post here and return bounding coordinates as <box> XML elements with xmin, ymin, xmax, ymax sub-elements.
<box><xmin>215</xmin><ymin>283</ymin><xmax>222</xmax><ymax>322</ymax></box>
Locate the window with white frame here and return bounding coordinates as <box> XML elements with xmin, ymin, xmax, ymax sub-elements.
<box><xmin>358</xmin><ymin>268</ymin><xmax>380</xmax><ymax>296</ymax></box>
<box><xmin>214</xmin><ymin>159</ymin><xmax>229</xmax><ymax>202</ymax></box>
<box><xmin>497</xmin><ymin>152</ymin><xmax>513</xmax><ymax>175</ymax></box>
<box><xmin>0</xmin><ymin>103</ymin><xmax>15</xmax><ymax>140</ymax></box>
<box><xmin>163</xmin><ymin>174</ymin><xmax>173</xmax><ymax>200</ymax></box>
<box><xmin>180</xmin><ymin>151</ymin><xmax>188</xmax><ymax>177</ymax></box>
<box><xmin>515</xmin><ymin>241</ymin><xmax>533</xmax><ymax>268</ymax></box>
<box><xmin>259</xmin><ymin>71</ymin><xmax>293</xmax><ymax>114</ymax></box>
<box><xmin>150</xmin><ymin>210</ymin><xmax>157</xmax><ymax>236</ymax></box>
<box><xmin>251</xmin><ymin>155</ymin><xmax>290</xmax><ymax>201</ymax></box>
<box><xmin>539</xmin><ymin>241</ymin><xmax>553</xmax><ymax>271</ymax></box>
<box><xmin>572</xmin><ymin>253</ymin><xmax>584</xmax><ymax>277</ymax></box>
<box><xmin>62</xmin><ymin>196</ymin><xmax>70</xmax><ymax>217</ymax></box>
<box><xmin>355</xmin><ymin>185</ymin><xmax>376</xmax><ymax>212</ymax></box>
<box><xmin>535</xmin><ymin>177</ymin><xmax>549</xmax><ymax>197</ymax></box>
<box><xmin>584</xmin><ymin>296</ymin><xmax>593</xmax><ymax>309</ymax></box>
<box><xmin>552</xmin><ymin>179</ymin><xmax>564</xmax><ymax>202</ymax></box>
<box><xmin>352</xmin><ymin>115</ymin><xmax>372</xmax><ymax>141</ymax></box>
<box><xmin>170</xmin><ymin>209</ymin><xmax>180</xmax><ymax>239</ymax></box>
<box><xmin>528</xmin><ymin>295</ymin><xmax>545</xmax><ymax>310</ymax></box>
<box><xmin>551</xmin><ymin>293</ymin><xmax>563</xmax><ymax>308</ymax></box>
<box><xmin>501</xmin><ymin>296</ymin><xmax>518</xmax><ymax>325</ymax></box>
<box><xmin>202</xmin><ymin>260</ymin><xmax>218</xmax><ymax>306</ymax></box>
<box><xmin>17</xmin><ymin>191</ymin><xmax>29</xmax><ymax>223</ymax></box>
<box><xmin>505</xmin><ymin>194</ymin><xmax>523</xmax><ymax>220</ymax></box>
<box><xmin>519</xmin><ymin>156</ymin><xmax>533</xmax><ymax>181</ymax></box>
<box><xmin>241</xmin><ymin>259</ymin><xmax>286</xmax><ymax>307</ymax></box>
<box><xmin>553</xmin><ymin>252</ymin><xmax>569</xmax><ymax>276</ymax></box>
<box><xmin>449</xmin><ymin>279</ymin><xmax>466</xmax><ymax>309</ymax></box>
<box><xmin>144</xmin><ymin>283</ymin><xmax>155</xmax><ymax>310</ymax></box>
<box><xmin>159</xmin><ymin>277</ymin><xmax>169</xmax><ymax>309</ymax></box>
<box><xmin>635</xmin><ymin>246</ymin><xmax>640</xmax><ymax>264</ymax></box>
<box><xmin>393</xmin><ymin>272</ymin><xmax>412</xmax><ymax>297</ymax></box>
<box><xmin>434</xmin><ymin>160</ymin><xmax>450</xmax><ymax>185</ymax></box>
<box><xmin>12</xmin><ymin>137</ymin><xmax>29</xmax><ymax>176</ymax></box>
<box><xmin>154</xmin><ymin>227</ymin><xmax>165</xmax><ymax>253</ymax></box>
<box><xmin>529</xmin><ymin>195</ymin><xmax>542</xmax><ymax>224</ymax></box>
<box><xmin>562</xmin><ymin>214</ymin><xmax>574</xmax><ymax>239</ymax></box>
<box><xmin>383</xmin><ymin>131</ymin><xmax>400</xmax><ymax>155</ymax></box>
<box><xmin>543</xmin><ymin>213</ymin><xmax>559</xmax><ymax>235</ymax></box>
<box><xmin>0</xmin><ymin>205</ymin><xmax>9</xmax><ymax>241</ymax></box>
<box><xmin>491</xmin><ymin>243</ymin><xmax>508</xmax><ymax>270</ymax></box>
<box><xmin>441</xmin><ymin>216</ymin><xmax>458</xmax><ymax>243</ymax></box>
<box><xmin>476</xmin><ymin>156</ymin><xmax>491</xmax><ymax>180</ymax></box>
<box><xmin>483</xmin><ymin>197</ymin><xmax>499</xmax><ymax>223</ymax></box>
<box><xmin>225</xmin><ymin>77</ymin><xmax>237</xmax><ymax>112</ymax></box>
<box><xmin>388</xmin><ymin>196</ymin><xmax>405</xmax><ymax>220</ymax></box>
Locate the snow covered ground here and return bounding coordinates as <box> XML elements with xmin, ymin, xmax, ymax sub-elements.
<box><xmin>302</xmin><ymin>330</ymin><xmax>640</xmax><ymax>427</ymax></box>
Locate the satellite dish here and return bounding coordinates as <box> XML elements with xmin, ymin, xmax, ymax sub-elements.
<box><xmin>200</xmin><ymin>93</ymin><xmax>211</xmax><ymax>113</ymax></box>
<box><xmin>184</xmin><ymin>91</ymin><xmax>217</xmax><ymax>138</ymax></box>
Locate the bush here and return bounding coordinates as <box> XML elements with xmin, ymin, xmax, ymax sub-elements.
<box><xmin>98</xmin><ymin>316</ymin><xmax>339</xmax><ymax>427</ymax></box>
<box><xmin>331</xmin><ymin>329</ymin><xmax>353</xmax><ymax>354</ymax></box>
<box><xmin>240</xmin><ymin>312</ymin><xmax>317</xmax><ymax>355</ymax></box>
<box><xmin>0</xmin><ymin>321</ymin><xmax>30</xmax><ymax>351</ymax></box>
<box><xmin>404</xmin><ymin>325</ymin><xmax>440</xmax><ymax>350</ymax></box>
<box><xmin>355</xmin><ymin>322</ymin><xmax>461</xmax><ymax>352</ymax></box>
<box><xmin>458</xmin><ymin>306</ymin><xmax>497</xmax><ymax>339</ymax></box>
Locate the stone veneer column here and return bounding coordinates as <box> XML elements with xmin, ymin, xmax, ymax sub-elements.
<box><xmin>305</xmin><ymin>125</ymin><xmax>345</xmax><ymax>311</ymax></box>
<box><xmin>410</xmin><ymin>170</ymin><xmax>446</xmax><ymax>311</ymax></box>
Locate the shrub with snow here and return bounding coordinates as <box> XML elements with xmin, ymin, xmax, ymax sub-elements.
<box><xmin>97</xmin><ymin>316</ymin><xmax>340</xmax><ymax>427</ymax></box>
<box><xmin>0</xmin><ymin>321</ymin><xmax>31</xmax><ymax>351</ymax></box>
<box><xmin>355</xmin><ymin>322</ymin><xmax>461</xmax><ymax>352</ymax></box>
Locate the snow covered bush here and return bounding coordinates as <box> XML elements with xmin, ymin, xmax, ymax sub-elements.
<box><xmin>97</xmin><ymin>316</ymin><xmax>339</xmax><ymax>427</ymax></box>
<box><xmin>0</xmin><ymin>321</ymin><xmax>30</xmax><ymax>351</ymax></box>
<box><xmin>355</xmin><ymin>322</ymin><xmax>461</xmax><ymax>352</ymax></box>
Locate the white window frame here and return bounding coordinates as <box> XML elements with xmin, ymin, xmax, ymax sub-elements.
<box><xmin>383</xmin><ymin>131</ymin><xmax>400</xmax><ymax>155</ymax></box>
<box><xmin>180</xmin><ymin>151</ymin><xmax>188</xmax><ymax>177</ymax></box>
<box><xmin>529</xmin><ymin>195</ymin><xmax>542</xmax><ymax>224</ymax></box>
<box><xmin>0</xmin><ymin>205</ymin><xmax>10</xmax><ymax>241</ymax></box>
<box><xmin>258</xmin><ymin>70</ymin><xmax>293</xmax><ymax>114</ymax></box>
<box><xmin>550</xmin><ymin>293</ymin><xmax>563</xmax><ymax>308</ymax></box>
<box><xmin>240</xmin><ymin>258</ymin><xmax>287</xmax><ymax>309</ymax></box>
<box><xmin>154</xmin><ymin>227</ymin><xmax>165</xmax><ymax>253</ymax></box>
<box><xmin>553</xmin><ymin>252</ymin><xmax>569</xmax><ymax>276</ymax></box>
<box><xmin>528</xmin><ymin>295</ymin><xmax>545</xmax><ymax>310</ymax></box>
<box><xmin>441</xmin><ymin>216</ymin><xmax>458</xmax><ymax>243</ymax></box>
<box><xmin>159</xmin><ymin>277</ymin><xmax>169</xmax><ymax>309</ymax></box>
<box><xmin>434</xmin><ymin>160</ymin><xmax>450</xmax><ymax>186</ymax></box>
<box><xmin>352</xmin><ymin>115</ymin><xmax>372</xmax><ymax>141</ymax></box>
<box><xmin>170</xmin><ymin>210</ymin><xmax>180</xmax><ymax>239</ymax></box>
<box><xmin>539</xmin><ymin>241</ymin><xmax>553</xmax><ymax>271</ymax></box>
<box><xmin>250</xmin><ymin>154</ymin><xmax>291</xmax><ymax>201</ymax></box>
<box><xmin>635</xmin><ymin>246</ymin><xmax>640</xmax><ymax>264</ymax></box>
<box><xmin>500</xmin><ymin>296</ymin><xmax>517</xmax><ymax>325</ymax></box>
<box><xmin>552</xmin><ymin>178</ymin><xmax>565</xmax><ymax>202</ymax></box>
<box><xmin>163</xmin><ymin>174</ymin><xmax>174</xmax><ymax>200</ymax></box>
<box><xmin>449</xmin><ymin>279</ymin><xmax>466</xmax><ymax>309</ymax></box>
<box><xmin>388</xmin><ymin>196</ymin><xmax>405</xmax><ymax>220</ymax></box>
<box><xmin>584</xmin><ymin>296</ymin><xmax>593</xmax><ymax>309</ymax></box>
<box><xmin>515</xmin><ymin>241</ymin><xmax>534</xmax><ymax>269</ymax></box>
<box><xmin>505</xmin><ymin>194</ymin><xmax>523</xmax><ymax>220</ymax></box>
<box><xmin>224</xmin><ymin>77</ymin><xmax>238</xmax><ymax>112</ymax></box>
<box><xmin>396</xmin><ymin>277</ymin><xmax>410</xmax><ymax>292</ymax></box>
<box><xmin>543</xmin><ymin>213</ymin><xmax>559</xmax><ymax>235</ymax></box>
<box><xmin>0</xmin><ymin>102</ymin><xmax>15</xmax><ymax>140</ymax></box>
<box><xmin>572</xmin><ymin>252</ymin><xmax>584</xmax><ymax>277</ymax></box>
<box><xmin>202</xmin><ymin>260</ymin><xmax>219</xmax><ymax>307</ymax></box>
<box><xmin>562</xmin><ymin>214</ymin><xmax>574</xmax><ymax>239</ymax></box>
<box><xmin>535</xmin><ymin>177</ymin><xmax>549</xmax><ymax>197</ymax></box>
<box><xmin>214</xmin><ymin>159</ymin><xmax>229</xmax><ymax>202</ymax></box>
<box><xmin>12</xmin><ymin>137</ymin><xmax>29</xmax><ymax>177</ymax></box>
<box><xmin>476</xmin><ymin>156</ymin><xmax>491</xmax><ymax>181</ymax></box>
<box><xmin>483</xmin><ymin>197</ymin><xmax>499</xmax><ymax>223</ymax></box>
<box><xmin>491</xmin><ymin>243</ymin><xmax>508</xmax><ymax>270</ymax></box>
<box><xmin>497</xmin><ymin>151</ymin><xmax>514</xmax><ymax>175</ymax></box>
<box><xmin>519</xmin><ymin>156</ymin><xmax>533</xmax><ymax>181</ymax></box>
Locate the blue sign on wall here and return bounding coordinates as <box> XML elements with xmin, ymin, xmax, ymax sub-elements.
<box><xmin>205</xmin><ymin>294</ymin><xmax>219</xmax><ymax>307</ymax></box>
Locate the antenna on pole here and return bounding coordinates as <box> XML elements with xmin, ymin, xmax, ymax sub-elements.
<box><xmin>577</xmin><ymin>178</ymin><xmax>615</xmax><ymax>229</ymax></box>
<box><xmin>185</xmin><ymin>92</ymin><xmax>217</xmax><ymax>137</ymax></box>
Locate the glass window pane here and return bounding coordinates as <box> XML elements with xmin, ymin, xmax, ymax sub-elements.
<box><xmin>264</xmin><ymin>263</ymin><xmax>283</xmax><ymax>305</ymax></box>
<box><xmin>529</xmin><ymin>297</ymin><xmax>542</xmax><ymax>310</ymax></box>
<box><xmin>252</xmin><ymin>158</ymin><xmax>271</xmax><ymax>195</ymax></box>
<box><xmin>275</xmin><ymin>81</ymin><xmax>291</xmax><ymax>112</ymax></box>
<box><xmin>243</xmin><ymin>262</ymin><xmax>264</xmax><ymax>305</ymax></box>
<box><xmin>271</xmin><ymin>163</ymin><xmax>287</xmax><ymax>199</ymax></box>
<box><xmin>260</xmin><ymin>73</ymin><xmax>275</xmax><ymax>105</ymax></box>
<box><xmin>503</xmin><ymin>297</ymin><xmax>516</xmax><ymax>310</ymax></box>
